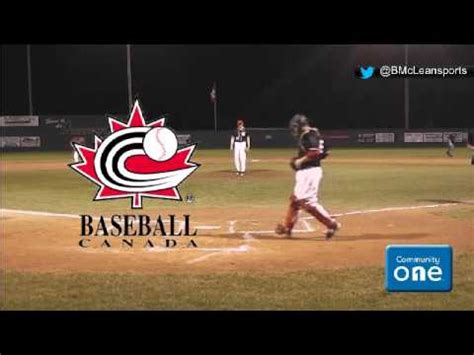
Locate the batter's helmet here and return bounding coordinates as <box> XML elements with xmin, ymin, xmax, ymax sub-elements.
<box><xmin>289</xmin><ymin>114</ymin><xmax>310</xmax><ymax>138</ymax></box>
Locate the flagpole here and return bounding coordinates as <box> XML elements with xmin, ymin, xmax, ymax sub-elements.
<box><xmin>211</xmin><ymin>82</ymin><xmax>217</xmax><ymax>131</ymax></box>
<box><xmin>126</xmin><ymin>44</ymin><xmax>133</xmax><ymax>109</ymax></box>
<box><xmin>26</xmin><ymin>45</ymin><xmax>34</xmax><ymax>115</ymax></box>
<box><xmin>214</xmin><ymin>98</ymin><xmax>217</xmax><ymax>132</ymax></box>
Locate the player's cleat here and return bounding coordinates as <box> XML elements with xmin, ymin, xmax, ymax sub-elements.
<box><xmin>275</xmin><ymin>223</ymin><xmax>292</xmax><ymax>238</ymax></box>
<box><xmin>325</xmin><ymin>222</ymin><xmax>341</xmax><ymax>240</ymax></box>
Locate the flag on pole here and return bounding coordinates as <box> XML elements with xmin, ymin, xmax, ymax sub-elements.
<box><xmin>210</xmin><ymin>82</ymin><xmax>217</xmax><ymax>103</ymax></box>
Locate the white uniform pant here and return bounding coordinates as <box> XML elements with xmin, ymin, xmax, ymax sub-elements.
<box><xmin>294</xmin><ymin>167</ymin><xmax>334</xmax><ymax>224</ymax></box>
<box><xmin>73</xmin><ymin>151</ymin><xmax>80</xmax><ymax>163</ymax></box>
<box><xmin>234</xmin><ymin>141</ymin><xmax>247</xmax><ymax>172</ymax></box>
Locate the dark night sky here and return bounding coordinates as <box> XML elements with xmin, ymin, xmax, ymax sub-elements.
<box><xmin>2</xmin><ymin>44</ymin><xmax>474</xmax><ymax>129</ymax></box>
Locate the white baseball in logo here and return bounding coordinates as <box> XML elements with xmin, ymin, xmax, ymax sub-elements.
<box><xmin>143</xmin><ymin>127</ymin><xmax>178</xmax><ymax>161</ymax></box>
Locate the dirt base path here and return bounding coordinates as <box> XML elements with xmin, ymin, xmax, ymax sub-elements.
<box><xmin>2</xmin><ymin>205</ymin><xmax>472</xmax><ymax>275</ymax></box>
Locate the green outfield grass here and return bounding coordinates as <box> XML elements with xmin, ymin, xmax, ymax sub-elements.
<box><xmin>2</xmin><ymin>147</ymin><xmax>473</xmax><ymax>214</ymax></box>
<box><xmin>4</xmin><ymin>252</ymin><xmax>472</xmax><ymax>310</ymax></box>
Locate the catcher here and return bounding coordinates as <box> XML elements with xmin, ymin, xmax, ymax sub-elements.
<box><xmin>275</xmin><ymin>114</ymin><xmax>341</xmax><ymax>240</ymax></box>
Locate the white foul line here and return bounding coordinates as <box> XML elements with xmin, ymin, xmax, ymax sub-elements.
<box><xmin>301</xmin><ymin>202</ymin><xmax>463</xmax><ymax>220</ymax></box>
<box><xmin>0</xmin><ymin>208</ymin><xmax>221</xmax><ymax>230</ymax></box>
<box><xmin>234</xmin><ymin>201</ymin><xmax>468</xmax><ymax>234</ymax></box>
<box><xmin>1</xmin><ymin>201</ymin><xmax>468</xmax><ymax>237</ymax></box>
<box><xmin>1</xmin><ymin>201</ymin><xmax>469</xmax><ymax>263</ymax></box>
<box><xmin>1</xmin><ymin>208</ymin><xmax>79</xmax><ymax>219</ymax></box>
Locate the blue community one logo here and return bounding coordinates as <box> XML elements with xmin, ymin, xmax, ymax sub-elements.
<box><xmin>357</xmin><ymin>66</ymin><xmax>375</xmax><ymax>79</ymax></box>
<box><xmin>385</xmin><ymin>245</ymin><xmax>452</xmax><ymax>292</ymax></box>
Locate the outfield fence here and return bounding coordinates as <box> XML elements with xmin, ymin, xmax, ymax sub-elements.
<box><xmin>0</xmin><ymin>115</ymin><xmax>472</xmax><ymax>151</ymax></box>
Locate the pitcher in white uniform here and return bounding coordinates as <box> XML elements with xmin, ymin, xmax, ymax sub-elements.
<box><xmin>230</xmin><ymin>119</ymin><xmax>250</xmax><ymax>176</ymax></box>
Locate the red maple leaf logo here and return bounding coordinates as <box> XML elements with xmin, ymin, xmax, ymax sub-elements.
<box><xmin>69</xmin><ymin>101</ymin><xmax>200</xmax><ymax>208</ymax></box>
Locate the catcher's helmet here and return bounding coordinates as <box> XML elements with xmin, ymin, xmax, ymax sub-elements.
<box><xmin>289</xmin><ymin>114</ymin><xmax>310</xmax><ymax>138</ymax></box>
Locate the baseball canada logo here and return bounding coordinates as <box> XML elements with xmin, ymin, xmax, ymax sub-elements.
<box><xmin>69</xmin><ymin>100</ymin><xmax>200</xmax><ymax>208</ymax></box>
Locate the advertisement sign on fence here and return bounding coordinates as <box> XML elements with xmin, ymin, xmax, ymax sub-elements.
<box><xmin>1</xmin><ymin>137</ymin><xmax>21</xmax><ymax>147</ymax></box>
<box><xmin>423</xmin><ymin>132</ymin><xmax>443</xmax><ymax>143</ymax></box>
<box><xmin>0</xmin><ymin>116</ymin><xmax>39</xmax><ymax>127</ymax></box>
<box><xmin>0</xmin><ymin>136</ymin><xmax>40</xmax><ymax>148</ymax></box>
<box><xmin>405</xmin><ymin>131</ymin><xmax>465</xmax><ymax>143</ymax></box>
<box><xmin>443</xmin><ymin>132</ymin><xmax>464</xmax><ymax>143</ymax></box>
<box><xmin>375</xmin><ymin>133</ymin><xmax>395</xmax><ymax>143</ymax></box>
<box><xmin>404</xmin><ymin>132</ymin><xmax>424</xmax><ymax>143</ymax></box>
<box><xmin>20</xmin><ymin>136</ymin><xmax>41</xmax><ymax>147</ymax></box>
<box><xmin>357</xmin><ymin>133</ymin><xmax>375</xmax><ymax>143</ymax></box>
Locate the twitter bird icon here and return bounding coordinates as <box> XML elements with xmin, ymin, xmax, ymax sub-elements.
<box><xmin>357</xmin><ymin>66</ymin><xmax>375</xmax><ymax>79</ymax></box>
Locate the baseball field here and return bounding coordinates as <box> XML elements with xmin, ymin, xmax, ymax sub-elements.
<box><xmin>1</xmin><ymin>147</ymin><xmax>473</xmax><ymax>310</ymax></box>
